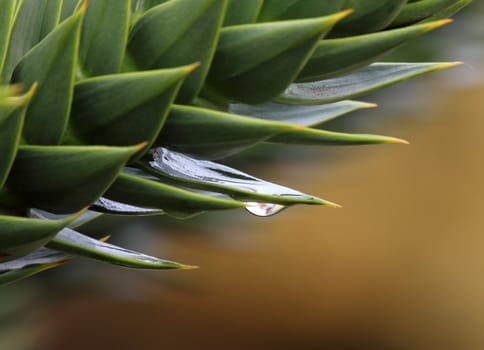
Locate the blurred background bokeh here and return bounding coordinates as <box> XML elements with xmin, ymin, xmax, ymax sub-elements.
<box><xmin>1</xmin><ymin>3</ymin><xmax>483</xmax><ymax>350</ymax></box>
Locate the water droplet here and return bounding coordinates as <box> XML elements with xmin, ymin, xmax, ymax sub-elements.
<box><xmin>245</xmin><ymin>202</ymin><xmax>287</xmax><ymax>217</ymax></box>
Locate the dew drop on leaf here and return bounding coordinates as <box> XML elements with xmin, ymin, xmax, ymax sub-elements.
<box><xmin>245</xmin><ymin>202</ymin><xmax>287</xmax><ymax>217</ymax></box>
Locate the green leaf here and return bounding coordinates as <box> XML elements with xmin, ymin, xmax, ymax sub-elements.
<box><xmin>278</xmin><ymin>62</ymin><xmax>463</xmax><ymax>105</ymax></box>
<box><xmin>67</xmin><ymin>65</ymin><xmax>196</xmax><ymax>160</ymax></box>
<box><xmin>332</xmin><ymin>0</ymin><xmax>408</xmax><ymax>36</ymax></box>
<box><xmin>420</xmin><ymin>0</ymin><xmax>472</xmax><ymax>23</ymax></box>
<box><xmin>0</xmin><ymin>84</ymin><xmax>34</xmax><ymax>189</ymax></box>
<box><xmin>47</xmin><ymin>227</ymin><xmax>195</xmax><ymax>270</ymax></box>
<box><xmin>391</xmin><ymin>0</ymin><xmax>464</xmax><ymax>27</ymax></box>
<box><xmin>139</xmin><ymin>147</ymin><xmax>339</xmax><ymax>208</ymax></box>
<box><xmin>128</xmin><ymin>0</ymin><xmax>226</xmax><ymax>103</ymax></box>
<box><xmin>104</xmin><ymin>171</ymin><xmax>245</xmax><ymax>218</ymax></box>
<box><xmin>0</xmin><ymin>248</ymin><xmax>68</xmax><ymax>286</ymax></box>
<box><xmin>204</xmin><ymin>12</ymin><xmax>348</xmax><ymax>104</ymax></box>
<box><xmin>0</xmin><ymin>212</ymin><xmax>77</xmax><ymax>262</ymax></box>
<box><xmin>298</xmin><ymin>19</ymin><xmax>452</xmax><ymax>82</ymax></box>
<box><xmin>131</xmin><ymin>0</ymin><xmax>168</xmax><ymax>14</ymax></box>
<box><xmin>3</xmin><ymin>0</ymin><xmax>63</xmax><ymax>81</ymax></box>
<box><xmin>91</xmin><ymin>198</ymin><xmax>164</xmax><ymax>216</ymax></box>
<box><xmin>224</xmin><ymin>0</ymin><xmax>263</xmax><ymax>26</ymax></box>
<box><xmin>268</xmin><ymin>128</ymin><xmax>408</xmax><ymax>146</ymax></box>
<box><xmin>79</xmin><ymin>0</ymin><xmax>130</xmax><ymax>76</ymax></box>
<box><xmin>10</xmin><ymin>4</ymin><xmax>84</xmax><ymax>145</ymax></box>
<box><xmin>61</xmin><ymin>0</ymin><xmax>81</xmax><ymax>21</ymax></box>
<box><xmin>156</xmin><ymin>105</ymin><xmax>298</xmax><ymax>159</ymax></box>
<box><xmin>6</xmin><ymin>144</ymin><xmax>141</xmax><ymax>213</ymax></box>
<box><xmin>229</xmin><ymin>100</ymin><xmax>376</xmax><ymax>127</ymax></box>
<box><xmin>258</xmin><ymin>0</ymin><xmax>346</xmax><ymax>22</ymax></box>
<box><xmin>0</xmin><ymin>0</ymin><xmax>16</xmax><ymax>76</ymax></box>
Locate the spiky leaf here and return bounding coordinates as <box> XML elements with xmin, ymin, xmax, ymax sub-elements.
<box><xmin>104</xmin><ymin>171</ymin><xmax>245</xmax><ymax>218</ymax></box>
<box><xmin>3</xmin><ymin>0</ymin><xmax>63</xmax><ymax>81</ymax></box>
<box><xmin>0</xmin><ymin>85</ymin><xmax>34</xmax><ymax>188</ymax></box>
<box><xmin>6</xmin><ymin>144</ymin><xmax>141</xmax><ymax>213</ymax></box>
<box><xmin>157</xmin><ymin>105</ymin><xmax>298</xmax><ymax>159</ymax></box>
<box><xmin>47</xmin><ymin>227</ymin><xmax>193</xmax><ymax>269</ymax></box>
<box><xmin>205</xmin><ymin>12</ymin><xmax>347</xmax><ymax>104</ymax></box>
<box><xmin>68</xmin><ymin>65</ymin><xmax>195</xmax><ymax>159</ymax></box>
<box><xmin>10</xmin><ymin>5</ymin><xmax>84</xmax><ymax>145</ymax></box>
<box><xmin>79</xmin><ymin>0</ymin><xmax>130</xmax><ymax>76</ymax></box>
<box><xmin>0</xmin><ymin>213</ymin><xmax>76</xmax><ymax>261</ymax></box>
<box><xmin>140</xmin><ymin>147</ymin><xmax>338</xmax><ymax>207</ymax></box>
<box><xmin>224</xmin><ymin>0</ymin><xmax>263</xmax><ymax>26</ymax></box>
<box><xmin>258</xmin><ymin>0</ymin><xmax>346</xmax><ymax>22</ymax></box>
<box><xmin>278</xmin><ymin>62</ymin><xmax>463</xmax><ymax>105</ymax></box>
<box><xmin>128</xmin><ymin>0</ymin><xmax>226</xmax><ymax>103</ymax></box>
<box><xmin>298</xmin><ymin>19</ymin><xmax>452</xmax><ymax>82</ymax></box>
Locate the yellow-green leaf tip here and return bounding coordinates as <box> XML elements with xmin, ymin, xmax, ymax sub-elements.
<box><xmin>26</xmin><ymin>82</ymin><xmax>38</xmax><ymax>99</ymax></box>
<box><xmin>327</xmin><ymin>202</ymin><xmax>343</xmax><ymax>209</ymax></box>
<box><xmin>361</xmin><ymin>102</ymin><xmax>378</xmax><ymax>109</ymax></box>
<box><xmin>133</xmin><ymin>141</ymin><xmax>149</xmax><ymax>153</ymax></box>
<box><xmin>387</xmin><ymin>137</ymin><xmax>410</xmax><ymax>145</ymax></box>
<box><xmin>334</xmin><ymin>9</ymin><xmax>354</xmax><ymax>21</ymax></box>
<box><xmin>427</xmin><ymin>18</ymin><xmax>454</xmax><ymax>31</ymax></box>
<box><xmin>442</xmin><ymin>61</ymin><xmax>464</xmax><ymax>69</ymax></box>
<box><xmin>80</xmin><ymin>0</ymin><xmax>89</xmax><ymax>13</ymax></box>
<box><xmin>180</xmin><ymin>264</ymin><xmax>199</xmax><ymax>270</ymax></box>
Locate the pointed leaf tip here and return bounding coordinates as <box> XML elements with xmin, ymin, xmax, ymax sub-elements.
<box><xmin>444</xmin><ymin>61</ymin><xmax>464</xmax><ymax>68</ymax></box>
<box><xmin>328</xmin><ymin>202</ymin><xmax>343</xmax><ymax>209</ymax></box>
<box><xmin>428</xmin><ymin>18</ymin><xmax>454</xmax><ymax>30</ymax></box>
<box><xmin>134</xmin><ymin>141</ymin><xmax>150</xmax><ymax>153</ymax></box>
<box><xmin>70</xmin><ymin>207</ymin><xmax>90</xmax><ymax>222</ymax></box>
<box><xmin>99</xmin><ymin>235</ymin><xmax>111</xmax><ymax>242</ymax></box>
<box><xmin>334</xmin><ymin>9</ymin><xmax>354</xmax><ymax>21</ymax></box>
<box><xmin>362</xmin><ymin>102</ymin><xmax>378</xmax><ymax>109</ymax></box>
<box><xmin>180</xmin><ymin>265</ymin><xmax>200</xmax><ymax>270</ymax></box>
<box><xmin>26</xmin><ymin>82</ymin><xmax>38</xmax><ymax>98</ymax></box>
<box><xmin>80</xmin><ymin>0</ymin><xmax>89</xmax><ymax>13</ymax></box>
<box><xmin>387</xmin><ymin>137</ymin><xmax>410</xmax><ymax>145</ymax></box>
<box><xmin>188</xmin><ymin>62</ymin><xmax>201</xmax><ymax>72</ymax></box>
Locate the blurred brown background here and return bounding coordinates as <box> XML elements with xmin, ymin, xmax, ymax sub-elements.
<box><xmin>2</xmin><ymin>3</ymin><xmax>484</xmax><ymax>350</ymax></box>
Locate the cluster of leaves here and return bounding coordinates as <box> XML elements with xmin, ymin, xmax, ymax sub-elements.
<box><xmin>0</xmin><ymin>0</ymin><xmax>469</xmax><ymax>285</ymax></box>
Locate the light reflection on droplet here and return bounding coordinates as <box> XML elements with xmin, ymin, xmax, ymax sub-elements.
<box><xmin>245</xmin><ymin>202</ymin><xmax>287</xmax><ymax>217</ymax></box>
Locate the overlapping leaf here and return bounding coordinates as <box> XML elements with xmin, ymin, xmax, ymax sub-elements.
<box><xmin>0</xmin><ymin>85</ymin><xmax>34</xmax><ymax>189</ymax></box>
<box><xmin>224</xmin><ymin>0</ymin><xmax>263</xmax><ymax>26</ymax></box>
<box><xmin>332</xmin><ymin>0</ymin><xmax>408</xmax><ymax>36</ymax></box>
<box><xmin>139</xmin><ymin>147</ymin><xmax>339</xmax><ymax>207</ymax></box>
<box><xmin>68</xmin><ymin>65</ymin><xmax>195</xmax><ymax>159</ymax></box>
<box><xmin>391</xmin><ymin>0</ymin><xmax>465</xmax><ymax>27</ymax></box>
<box><xmin>48</xmin><ymin>227</ymin><xmax>194</xmax><ymax>269</ymax></box>
<box><xmin>157</xmin><ymin>104</ymin><xmax>301</xmax><ymax>159</ymax></box>
<box><xmin>0</xmin><ymin>0</ymin><xmax>16</xmax><ymax>75</ymax></box>
<box><xmin>278</xmin><ymin>62</ymin><xmax>462</xmax><ymax>105</ymax></box>
<box><xmin>0</xmin><ymin>212</ymin><xmax>77</xmax><ymax>261</ymax></box>
<box><xmin>298</xmin><ymin>19</ymin><xmax>452</xmax><ymax>82</ymax></box>
<box><xmin>103</xmin><ymin>170</ymin><xmax>245</xmax><ymax>218</ymax></box>
<box><xmin>128</xmin><ymin>0</ymin><xmax>226</xmax><ymax>103</ymax></box>
<box><xmin>3</xmin><ymin>0</ymin><xmax>63</xmax><ymax>81</ymax></box>
<box><xmin>6</xmin><ymin>144</ymin><xmax>141</xmax><ymax>213</ymax></box>
<box><xmin>257</xmin><ymin>0</ymin><xmax>346</xmax><ymax>22</ymax></box>
<box><xmin>0</xmin><ymin>248</ymin><xmax>69</xmax><ymax>286</ymax></box>
<box><xmin>79</xmin><ymin>0</ymin><xmax>130</xmax><ymax>76</ymax></box>
<box><xmin>10</xmin><ymin>4</ymin><xmax>84</xmax><ymax>145</ymax></box>
<box><xmin>229</xmin><ymin>100</ymin><xmax>376</xmax><ymax>127</ymax></box>
<box><xmin>205</xmin><ymin>11</ymin><xmax>349</xmax><ymax>104</ymax></box>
